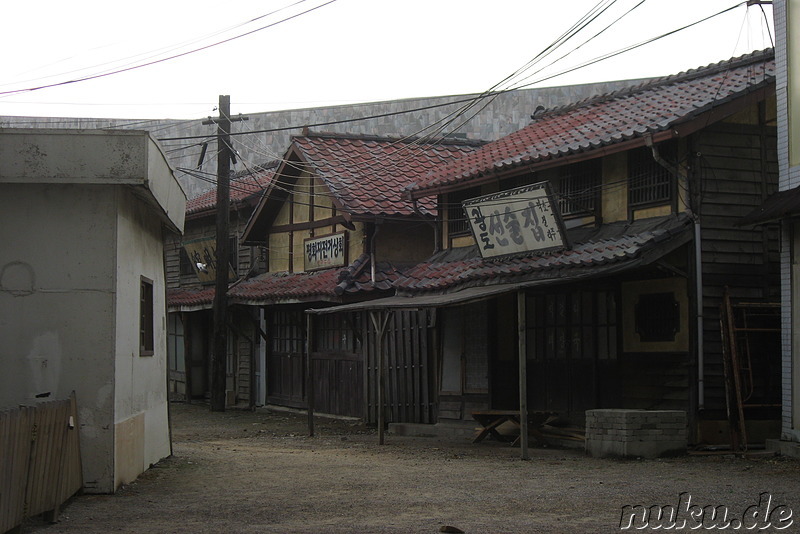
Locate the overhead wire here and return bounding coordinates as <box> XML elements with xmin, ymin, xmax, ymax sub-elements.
<box><xmin>177</xmin><ymin>0</ymin><xmax>771</xmax><ymax>225</ymax></box>
<box><xmin>0</xmin><ymin>0</ymin><xmax>339</xmax><ymax>97</ymax></box>
<box><xmin>208</xmin><ymin>0</ymin><xmax>634</xmax><ymax>189</ymax></box>
<box><xmin>1</xmin><ymin>0</ymin><xmax>319</xmax><ymax>91</ymax></box>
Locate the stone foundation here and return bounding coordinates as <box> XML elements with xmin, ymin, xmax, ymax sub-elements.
<box><xmin>585</xmin><ymin>409</ymin><xmax>687</xmax><ymax>458</ymax></box>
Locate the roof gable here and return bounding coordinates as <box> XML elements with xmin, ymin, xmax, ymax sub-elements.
<box><xmin>241</xmin><ymin>132</ymin><xmax>485</xmax><ymax>243</ymax></box>
<box><xmin>408</xmin><ymin>49</ymin><xmax>776</xmax><ymax>198</ymax></box>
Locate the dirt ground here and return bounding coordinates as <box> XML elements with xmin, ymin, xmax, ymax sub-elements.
<box><xmin>22</xmin><ymin>402</ymin><xmax>800</xmax><ymax>533</ymax></box>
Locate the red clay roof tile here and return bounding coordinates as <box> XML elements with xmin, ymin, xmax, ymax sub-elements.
<box><xmin>394</xmin><ymin>214</ymin><xmax>693</xmax><ymax>295</ymax></box>
<box><xmin>408</xmin><ymin>50</ymin><xmax>775</xmax><ymax>197</ymax></box>
<box><xmin>186</xmin><ymin>162</ymin><xmax>278</xmax><ymax>216</ymax></box>
<box><xmin>291</xmin><ymin>133</ymin><xmax>484</xmax><ymax>217</ymax></box>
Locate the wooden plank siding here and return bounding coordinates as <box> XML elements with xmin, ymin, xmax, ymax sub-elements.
<box><xmin>0</xmin><ymin>395</ymin><xmax>82</xmax><ymax>533</ymax></box>
<box><xmin>310</xmin><ymin>352</ymin><xmax>364</xmax><ymax>418</ymax></box>
<box><xmin>693</xmin><ymin>121</ymin><xmax>779</xmax><ymax>415</ymax></box>
<box><xmin>363</xmin><ymin>310</ymin><xmax>433</xmax><ymax>425</ymax></box>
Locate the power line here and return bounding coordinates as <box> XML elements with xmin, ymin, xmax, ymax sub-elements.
<box><xmin>0</xmin><ymin>0</ymin><xmax>338</xmax><ymax>98</ymax></box>
<box><xmin>157</xmin><ymin>2</ymin><xmax>758</xmax><ymax>144</ymax></box>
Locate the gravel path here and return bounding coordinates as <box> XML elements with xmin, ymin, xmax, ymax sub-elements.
<box><xmin>23</xmin><ymin>403</ymin><xmax>800</xmax><ymax>533</ymax></box>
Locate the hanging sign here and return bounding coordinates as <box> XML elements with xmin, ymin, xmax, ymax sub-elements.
<box><xmin>183</xmin><ymin>237</ymin><xmax>236</xmax><ymax>283</ymax></box>
<box><xmin>463</xmin><ymin>181</ymin><xmax>567</xmax><ymax>259</ymax></box>
<box><xmin>304</xmin><ymin>232</ymin><xmax>347</xmax><ymax>271</ymax></box>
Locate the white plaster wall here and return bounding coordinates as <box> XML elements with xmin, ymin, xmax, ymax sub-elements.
<box><xmin>0</xmin><ymin>183</ymin><xmax>118</xmax><ymax>492</ymax></box>
<box><xmin>113</xmin><ymin>188</ymin><xmax>171</xmax><ymax>488</ymax></box>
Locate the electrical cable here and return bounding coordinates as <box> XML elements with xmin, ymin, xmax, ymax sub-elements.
<box><xmin>0</xmin><ymin>0</ymin><xmax>338</xmax><ymax>97</ymax></box>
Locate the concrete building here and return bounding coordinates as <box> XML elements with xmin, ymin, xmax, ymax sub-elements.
<box><xmin>0</xmin><ymin>129</ymin><xmax>186</xmax><ymax>492</ymax></box>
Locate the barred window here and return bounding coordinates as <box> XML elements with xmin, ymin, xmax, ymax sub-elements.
<box><xmin>557</xmin><ymin>159</ymin><xmax>601</xmax><ymax>217</ymax></box>
<box><xmin>447</xmin><ymin>187</ymin><xmax>481</xmax><ymax>237</ymax></box>
<box><xmin>628</xmin><ymin>142</ymin><xmax>676</xmax><ymax>207</ymax></box>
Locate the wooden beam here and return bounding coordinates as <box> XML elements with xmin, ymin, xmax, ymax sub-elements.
<box><xmin>306</xmin><ymin>313</ymin><xmax>315</xmax><ymax>437</ymax></box>
<box><xmin>518</xmin><ymin>291</ymin><xmax>530</xmax><ymax>460</ymax></box>
<box><xmin>370</xmin><ymin>310</ymin><xmax>392</xmax><ymax>445</ymax></box>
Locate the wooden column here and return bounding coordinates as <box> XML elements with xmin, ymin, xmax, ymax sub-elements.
<box><xmin>306</xmin><ymin>312</ymin><xmax>315</xmax><ymax>437</ymax></box>
<box><xmin>370</xmin><ymin>310</ymin><xmax>392</xmax><ymax>445</ymax></box>
<box><xmin>517</xmin><ymin>291</ymin><xmax>530</xmax><ymax>460</ymax></box>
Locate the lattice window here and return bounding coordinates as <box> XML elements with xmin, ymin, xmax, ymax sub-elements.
<box><xmin>557</xmin><ymin>159</ymin><xmax>601</xmax><ymax>217</ymax></box>
<box><xmin>271</xmin><ymin>309</ymin><xmax>303</xmax><ymax>354</ymax></box>
<box><xmin>317</xmin><ymin>313</ymin><xmax>357</xmax><ymax>352</ymax></box>
<box><xmin>447</xmin><ymin>187</ymin><xmax>481</xmax><ymax>237</ymax></box>
<box><xmin>628</xmin><ymin>142</ymin><xmax>676</xmax><ymax>207</ymax></box>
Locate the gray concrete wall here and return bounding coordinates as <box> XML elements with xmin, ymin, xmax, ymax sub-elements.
<box><xmin>0</xmin><ymin>81</ymin><xmax>648</xmax><ymax>200</ymax></box>
<box><xmin>113</xmin><ymin>189</ymin><xmax>172</xmax><ymax>489</ymax></box>
<box><xmin>0</xmin><ymin>184</ymin><xmax>118</xmax><ymax>492</ymax></box>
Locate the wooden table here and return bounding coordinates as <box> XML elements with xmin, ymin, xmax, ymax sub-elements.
<box><xmin>471</xmin><ymin>410</ymin><xmax>558</xmax><ymax>446</ymax></box>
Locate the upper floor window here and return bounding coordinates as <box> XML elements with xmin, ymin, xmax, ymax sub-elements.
<box><xmin>556</xmin><ymin>159</ymin><xmax>601</xmax><ymax>217</ymax></box>
<box><xmin>447</xmin><ymin>186</ymin><xmax>481</xmax><ymax>237</ymax></box>
<box><xmin>179</xmin><ymin>247</ymin><xmax>195</xmax><ymax>276</ymax></box>
<box><xmin>628</xmin><ymin>142</ymin><xmax>676</xmax><ymax>207</ymax></box>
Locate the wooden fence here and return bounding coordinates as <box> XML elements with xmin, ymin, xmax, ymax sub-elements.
<box><xmin>0</xmin><ymin>393</ymin><xmax>83</xmax><ymax>534</ymax></box>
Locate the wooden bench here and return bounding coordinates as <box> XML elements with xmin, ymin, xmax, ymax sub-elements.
<box><xmin>471</xmin><ymin>410</ymin><xmax>558</xmax><ymax>446</ymax></box>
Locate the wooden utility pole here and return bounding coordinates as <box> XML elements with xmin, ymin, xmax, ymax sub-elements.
<box><xmin>205</xmin><ymin>95</ymin><xmax>247</xmax><ymax>412</ymax></box>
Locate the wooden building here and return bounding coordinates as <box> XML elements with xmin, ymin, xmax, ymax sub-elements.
<box><xmin>317</xmin><ymin>50</ymin><xmax>780</xmax><ymax>444</ymax></box>
<box><xmin>166</xmin><ymin>163</ymin><xmax>276</xmax><ymax>406</ymax></box>
<box><xmin>173</xmin><ymin>132</ymin><xmax>484</xmax><ymax>419</ymax></box>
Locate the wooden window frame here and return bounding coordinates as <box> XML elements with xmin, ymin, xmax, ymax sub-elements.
<box><xmin>140</xmin><ymin>276</ymin><xmax>155</xmax><ymax>356</ymax></box>
<box><xmin>557</xmin><ymin>159</ymin><xmax>601</xmax><ymax>218</ymax></box>
<box><xmin>628</xmin><ymin>143</ymin><xmax>676</xmax><ymax>209</ymax></box>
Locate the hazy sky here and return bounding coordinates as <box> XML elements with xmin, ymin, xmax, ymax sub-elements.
<box><xmin>0</xmin><ymin>0</ymin><xmax>775</xmax><ymax>120</ymax></box>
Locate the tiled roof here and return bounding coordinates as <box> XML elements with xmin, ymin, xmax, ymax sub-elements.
<box><xmin>291</xmin><ymin>133</ymin><xmax>484</xmax><ymax>216</ymax></box>
<box><xmin>408</xmin><ymin>50</ymin><xmax>775</xmax><ymax>197</ymax></box>
<box><xmin>167</xmin><ymin>254</ymin><xmax>404</xmax><ymax>309</ymax></box>
<box><xmin>167</xmin><ymin>287</ymin><xmax>215</xmax><ymax>310</ymax></box>
<box><xmin>232</xmin><ymin>254</ymin><xmax>402</xmax><ymax>304</ymax></box>
<box><xmin>186</xmin><ymin>162</ymin><xmax>278</xmax><ymax>215</ymax></box>
<box><xmin>394</xmin><ymin>214</ymin><xmax>693</xmax><ymax>295</ymax></box>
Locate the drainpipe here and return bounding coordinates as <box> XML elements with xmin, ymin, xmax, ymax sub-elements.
<box><xmin>694</xmin><ymin>222</ymin><xmax>704</xmax><ymax>409</ymax></box>
<box><xmin>412</xmin><ymin>197</ymin><xmax>440</xmax><ymax>255</ymax></box>
<box><xmin>645</xmin><ymin>134</ymin><xmax>704</xmax><ymax>409</ymax></box>
<box><xmin>370</xmin><ymin>219</ymin><xmax>382</xmax><ymax>284</ymax></box>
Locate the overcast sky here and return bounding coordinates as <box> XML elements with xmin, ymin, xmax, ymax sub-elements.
<box><xmin>0</xmin><ymin>0</ymin><xmax>775</xmax><ymax>120</ymax></box>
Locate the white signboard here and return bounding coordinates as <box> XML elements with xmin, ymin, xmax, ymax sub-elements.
<box><xmin>463</xmin><ymin>182</ymin><xmax>567</xmax><ymax>259</ymax></box>
<box><xmin>304</xmin><ymin>232</ymin><xmax>347</xmax><ymax>271</ymax></box>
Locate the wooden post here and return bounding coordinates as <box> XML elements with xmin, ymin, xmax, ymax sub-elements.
<box><xmin>206</xmin><ymin>96</ymin><xmax>248</xmax><ymax>412</ymax></box>
<box><xmin>370</xmin><ymin>310</ymin><xmax>392</xmax><ymax>445</ymax></box>
<box><xmin>306</xmin><ymin>312</ymin><xmax>315</xmax><ymax>437</ymax></box>
<box><xmin>517</xmin><ymin>291</ymin><xmax>530</xmax><ymax>460</ymax></box>
<box><xmin>210</xmin><ymin>95</ymin><xmax>232</xmax><ymax>412</ymax></box>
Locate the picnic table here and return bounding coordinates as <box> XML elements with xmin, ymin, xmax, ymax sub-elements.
<box><xmin>471</xmin><ymin>410</ymin><xmax>558</xmax><ymax>446</ymax></box>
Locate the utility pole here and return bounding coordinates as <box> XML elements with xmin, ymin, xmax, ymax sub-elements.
<box><xmin>205</xmin><ymin>95</ymin><xmax>247</xmax><ymax>412</ymax></box>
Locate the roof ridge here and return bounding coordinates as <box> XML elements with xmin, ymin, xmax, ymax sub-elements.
<box><xmin>296</xmin><ymin>130</ymin><xmax>487</xmax><ymax>147</ymax></box>
<box><xmin>532</xmin><ymin>48</ymin><xmax>775</xmax><ymax>122</ymax></box>
<box><xmin>230</xmin><ymin>159</ymin><xmax>281</xmax><ymax>180</ymax></box>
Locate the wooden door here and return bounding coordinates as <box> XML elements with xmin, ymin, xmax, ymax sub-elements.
<box><xmin>266</xmin><ymin>309</ymin><xmax>306</xmax><ymax>408</ymax></box>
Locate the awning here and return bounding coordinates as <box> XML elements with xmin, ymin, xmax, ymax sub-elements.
<box><xmin>307</xmin><ymin>214</ymin><xmax>693</xmax><ymax>315</ymax></box>
<box><xmin>306</xmin><ymin>281</ymin><xmax>542</xmax><ymax>315</ymax></box>
<box><xmin>738</xmin><ymin>186</ymin><xmax>800</xmax><ymax>226</ymax></box>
